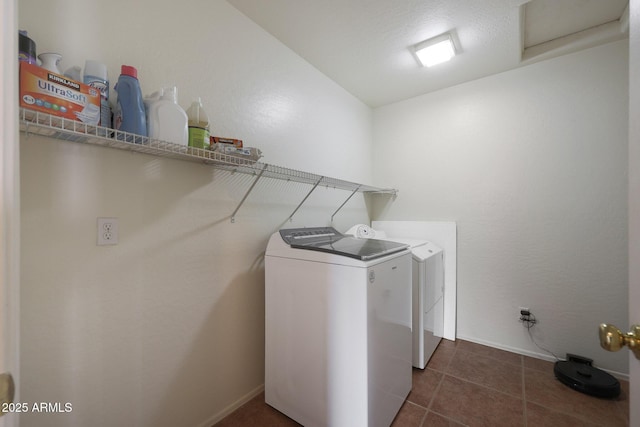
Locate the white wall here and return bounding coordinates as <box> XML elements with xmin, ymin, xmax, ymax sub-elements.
<box><xmin>18</xmin><ymin>1</ymin><xmax>374</xmax><ymax>426</ymax></box>
<box><xmin>17</xmin><ymin>1</ymin><xmax>633</xmax><ymax>425</ymax></box>
<box><xmin>372</xmin><ymin>40</ymin><xmax>629</xmax><ymax>374</ymax></box>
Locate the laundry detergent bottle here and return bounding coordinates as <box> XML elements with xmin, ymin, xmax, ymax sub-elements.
<box><xmin>113</xmin><ymin>65</ymin><xmax>147</xmax><ymax>140</ymax></box>
<box><xmin>186</xmin><ymin>98</ymin><xmax>210</xmax><ymax>149</ymax></box>
<box><xmin>147</xmin><ymin>86</ymin><xmax>188</xmax><ymax>146</ymax></box>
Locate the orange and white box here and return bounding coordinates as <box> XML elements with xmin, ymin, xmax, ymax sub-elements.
<box><xmin>19</xmin><ymin>62</ymin><xmax>101</xmax><ymax>125</ymax></box>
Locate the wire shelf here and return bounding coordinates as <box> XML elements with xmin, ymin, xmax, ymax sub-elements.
<box><xmin>19</xmin><ymin>108</ymin><xmax>397</xmax><ymax>195</ymax></box>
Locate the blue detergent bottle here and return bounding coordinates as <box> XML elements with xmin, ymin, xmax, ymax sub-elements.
<box><xmin>113</xmin><ymin>65</ymin><xmax>147</xmax><ymax>140</ymax></box>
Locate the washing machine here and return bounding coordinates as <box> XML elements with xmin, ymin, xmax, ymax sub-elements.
<box><xmin>347</xmin><ymin>225</ymin><xmax>444</xmax><ymax>369</ymax></box>
<box><xmin>265</xmin><ymin>227</ymin><xmax>412</xmax><ymax>427</ymax></box>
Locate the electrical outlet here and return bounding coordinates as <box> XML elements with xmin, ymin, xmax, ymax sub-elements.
<box><xmin>97</xmin><ymin>217</ymin><xmax>118</xmax><ymax>246</ymax></box>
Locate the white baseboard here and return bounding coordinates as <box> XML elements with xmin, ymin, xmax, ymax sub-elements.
<box><xmin>198</xmin><ymin>384</ymin><xmax>265</xmax><ymax>427</ymax></box>
<box><xmin>456</xmin><ymin>334</ymin><xmax>629</xmax><ymax>381</ymax></box>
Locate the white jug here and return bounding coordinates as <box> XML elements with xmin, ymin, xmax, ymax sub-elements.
<box><xmin>38</xmin><ymin>52</ymin><xmax>62</xmax><ymax>74</ymax></box>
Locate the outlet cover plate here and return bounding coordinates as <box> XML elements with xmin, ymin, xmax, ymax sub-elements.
<box><xmin>97</xmin><ymin>217</ymin><xmax>118</xmax><ymax>246</ymax></box>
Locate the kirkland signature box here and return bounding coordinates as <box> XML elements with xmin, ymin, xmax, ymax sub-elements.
<box><xmin>19</xmin><ymin>62</ymin><xmax>101</xmax><ymax>125</ymax></box>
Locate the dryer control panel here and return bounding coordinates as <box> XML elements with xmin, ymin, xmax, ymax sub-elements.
<box><xmin>279</xmin><ymin>227</ymin><xmax>340</xmax><ymax>244</ymax></box>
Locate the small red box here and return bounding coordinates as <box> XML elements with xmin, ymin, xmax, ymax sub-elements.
<box><xmin>210</xmin><ymin>136</ymin><xmax>243</xmax><ymax>148</ymax></box>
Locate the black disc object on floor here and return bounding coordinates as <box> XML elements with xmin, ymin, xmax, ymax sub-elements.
<box><xmin>554</xmin><ymin>353</ymin><xmax>620</xmax><ymax>398</ymax></box>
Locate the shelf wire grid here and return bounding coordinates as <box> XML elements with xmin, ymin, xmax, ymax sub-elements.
<box><xmin>19</xmin><ymin>108</ymin><xmax>397</xmax><ymax>196</ymax></box>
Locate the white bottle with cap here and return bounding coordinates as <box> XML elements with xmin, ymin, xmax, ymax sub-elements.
<box><xmin>147</xmin><ymin>86</ymin><xmax>188</xmax><ymax>146</ymax></box>
<box><xmin>83</xmin><ymin>60</ymin><xmax>111</xmax><ymax>129</ymax></box>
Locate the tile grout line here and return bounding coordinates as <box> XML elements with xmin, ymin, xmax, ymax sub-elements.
<box><xmin>423</xmin><ymin>341</ymin><xmax>469</xmax><ymax>426</ymax></box>
<box><xmin>443</xmin><ymin>341</ymin><xmax>527</xmax><ymax>401</ymax></box>
<box><xmin>455</xmin><ymin>346</ymin><xmax>524</xmax><ymax>368</ymax></box>
<box><xmin>520</xmin><ymin>365</ymin><xmax>629</xmax><ymax>426</ymax></box>
<box><xmin>442</xmin><ymin>340</ymin><xmax>459</xmax><ymax>372</ymax></box>
<box><xmin>427</xmin><ymin>408</ymin><xmax>471</xmax><ymax>427</ymax></box>
<box><xmin>426</xmin><ymin>369</ymin><xmax>446</xmax><ymax>411</ymax></box>
<box><xmin>416</xmin><ymin>404</ymin><xmax>428</xmax><ymax>427</ymax></box>
<box><xmin>416</xmin><ymin>341</ymin><xmax>460</xmax><ymax>426</ymax></box>
<box><xmin>438</xmin><ymin>371</ymin><xmax>524</xmax><ymax>400</ymax></box>
<box><xmin>420</xmin><ymin>409</ymin><xmax>469</xmax><ymax>427</ymax></box>
<box><xmin>522</xmin><ymin>394</ymin><xmax>624</xmax><ymax>426</ymax></box>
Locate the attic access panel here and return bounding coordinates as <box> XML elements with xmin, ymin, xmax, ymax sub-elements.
<box><xmin>524</xmin><ymin>0</ymin><xmax>628</xmax><ymax>48</ymax></box>
<box><xmin>522</xmin><ymin>0</ymin><xmax>628</xmax><ymax>61</ymax></box>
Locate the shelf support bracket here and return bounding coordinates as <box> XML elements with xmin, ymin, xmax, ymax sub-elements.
<box><xmin>288</xmin><ymin>176</ymin><xmax>324</xmax><ymax>222</ymax></box>
<box><xmin>331</xmin><ymin>185</ymin><xmax>361</xmax><ymax>223</ymax></box>
<box><xmin>230</xmin><ymin>163</ymin><xmax>268</xmax><ymax>223</ymax></box>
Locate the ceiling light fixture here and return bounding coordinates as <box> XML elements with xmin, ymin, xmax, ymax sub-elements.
<box><xmin>412</xmin><ymin>33</ymin><xmax>456</xmax><ymax>67</ymax></box>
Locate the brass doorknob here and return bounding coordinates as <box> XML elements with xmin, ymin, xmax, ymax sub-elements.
<box><xmin>599</xmin><ymin>323</ymin><xmax>640</xmax><ymax>360</ymax></box>
<box><xmin>0</xmin><ymin>373</ymin><xmax>14</xmax><ymax>417</ymax></box>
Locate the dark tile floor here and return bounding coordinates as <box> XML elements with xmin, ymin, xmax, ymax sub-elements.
<box><xmin>215</xmin><ymin>339</ymin><xmax>630</xmax><ymax>427</ymax></box>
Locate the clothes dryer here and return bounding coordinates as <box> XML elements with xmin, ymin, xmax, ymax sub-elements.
<box><xmin>265</xmin><ymin>227</ymin><xmax>412</xmax><ymax>427</ymax></box>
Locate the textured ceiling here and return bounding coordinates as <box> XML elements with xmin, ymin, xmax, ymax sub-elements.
<box><xmin>228</xmin><ymin>0</ymin><xmax>629</xmax><ymax>107</ymax></box>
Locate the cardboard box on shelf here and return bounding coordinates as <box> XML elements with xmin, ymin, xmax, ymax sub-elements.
<box><xmin>19</xmin><ymin>62</ymin><xmax>101</xmax><ymax>125</ymax></box>
<box><xmin>210</xmin><ymin>136</ymin><xmax>243</xmax><ymax>148</ymax></box>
